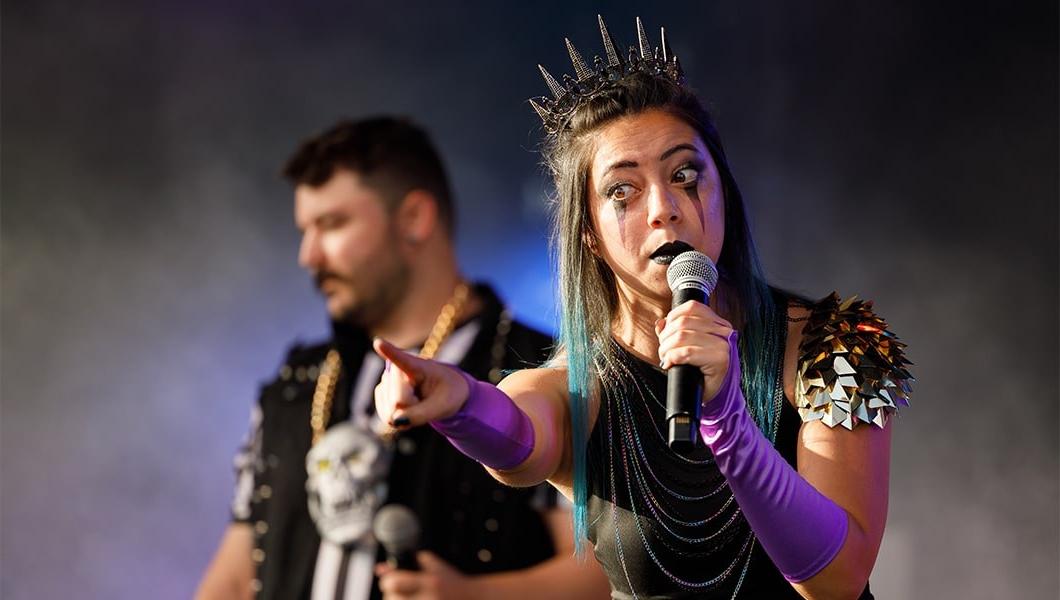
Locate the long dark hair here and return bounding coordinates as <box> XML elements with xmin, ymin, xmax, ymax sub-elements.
<box><xmin>542</xmin><ymin>71</ymin><xmax>782</xmax><ymax>550</ymax></box>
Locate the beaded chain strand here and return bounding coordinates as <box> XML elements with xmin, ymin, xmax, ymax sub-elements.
<box><xmin>310</xmin><ymin>281</ymin><xmax>471</xmax><ymax>445</ymax></box>
<box><xmin>601</xmin><ymin>302</ymin><xmax>788</xmax><ymax>598</ymax></box>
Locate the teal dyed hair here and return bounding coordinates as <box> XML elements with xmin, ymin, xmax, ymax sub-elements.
<box><xmin>542</xmin><ymin>72</ymin><xmax>785</xmax><ymax>555</ymax></box>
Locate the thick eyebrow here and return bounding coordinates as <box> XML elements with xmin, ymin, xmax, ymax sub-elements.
<box><xmin>659</xmin><ymin>143</ymin><xmax>699</xmax><ymax>161</ymax></box>
<box><xmin>603</xmin><ymin>159</ymin><xmax>638</xmax><ymax>176</ymax></box>
<box><xmin>295</xmin><ymin>208</ymin><xmax>345</xmax><ymax>232</ymax></box>
<box><xmin>314</xmin><ymin>210</ymin><xmax>346</xmax><ymax>227</ymax></box>
<box><xmin>602</xmin><ymin>143</ymin><xmax>701</xmax><ymax>176</ymax></box>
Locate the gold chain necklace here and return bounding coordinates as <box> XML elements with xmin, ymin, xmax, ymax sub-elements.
<box><xmin>310</xmin><ymin>281</ymin><xmax>471</xmax><ymax>444</ymax></box>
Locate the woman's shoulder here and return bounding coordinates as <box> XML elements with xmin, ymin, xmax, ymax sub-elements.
<box><xmin>782</xmin><ymin>292</ymin><xmax>914</xmax><ymax>431</ymax></box>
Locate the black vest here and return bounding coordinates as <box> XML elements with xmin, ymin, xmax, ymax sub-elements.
<box><xmin>246</xmin><ymin>285</ymin><xmax>558</xmax><ymax>599</ymax></box>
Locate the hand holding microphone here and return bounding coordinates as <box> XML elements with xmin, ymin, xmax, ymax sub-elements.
<box><xmin>374</xmin><ymin>504</ymin><xmax>421</xmax><ymax>571</ymax></box>
<box><xmin>657</xmin><ymin>249</ymin><xmax>735</xmax><ymax>454</ymax></box>
<box><xmin>374</xmin><ymin>505</ymin><xmax>477</xmax><ymax>599</ymax></box>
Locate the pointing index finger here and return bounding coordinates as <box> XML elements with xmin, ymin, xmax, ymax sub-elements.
<box><xmin>372</xmin><ymin>338</ymin><xmax>425</xmax><ymax>385</ymax></box>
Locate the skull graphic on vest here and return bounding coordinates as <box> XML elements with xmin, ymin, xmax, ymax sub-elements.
<box><xmin>305</xmin><ymin>422</ymin><xmax>390</xmax><ymax>545</ymax></box>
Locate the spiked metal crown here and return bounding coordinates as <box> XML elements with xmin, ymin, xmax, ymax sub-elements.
<box><xmin>530</xmin><ymin>16</ymin><xmax>685</xmax><ymax>136</ymax></box>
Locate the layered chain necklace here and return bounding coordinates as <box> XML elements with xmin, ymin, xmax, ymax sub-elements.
<box><xmin>600</xmin><ymin>303</ymin><xmax>786</xmax><ymax>599</ymax></box>
<box><xmin>310</xmin><ymin>281</ymin><xmax>471</xmax><ymax>444</ymax></box>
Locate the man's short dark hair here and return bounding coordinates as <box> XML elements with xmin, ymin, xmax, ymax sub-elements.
<box><xmin>283</xmin><ymin>116</ymin><xmax>455</xmax><ymax>235</ymax></box>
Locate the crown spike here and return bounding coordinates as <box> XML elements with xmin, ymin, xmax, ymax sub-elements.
<box><xmin>538</xmin><ymin>64</ymin><xmax>566</xmax><ymax>98</ymax></box>
<box><xmin>598</xmin><ymin>14</ymin><xmax>622</xmax><ymax>67</ymax></box>
<box><xmin>636</xmin><ymin>17</ymin><xmax>651</xmax><ymax>58</ymax></box>
<box><xmin>529</xmin><ymin>17</ymin><xmax>687</xmax><ymax>136</ymax></box>
<box><xmin>529</xmin><ymin>98</ymin><xmax>549</xmax><ymax>120</ymax></box>
<box><xmin>565</xmin><ymin>38</ymin><xmax>593</xmax><ymax>81</ymax></box>
<box><xmin>671</xmin><ymin>54</ymin><xmax>684</xmax><ymax>80</ymax></box>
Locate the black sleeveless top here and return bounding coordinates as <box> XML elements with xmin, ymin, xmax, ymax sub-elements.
<box><xmin>586</xmin><ymin>317</ymin><xmax>873</xmax><ymax>599</ymax></box>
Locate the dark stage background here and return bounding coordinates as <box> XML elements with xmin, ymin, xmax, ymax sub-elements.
<box><xmin>3</xmin><ymin>1</ymin><xmax>1057</xmax><ymax>598</ymax></box>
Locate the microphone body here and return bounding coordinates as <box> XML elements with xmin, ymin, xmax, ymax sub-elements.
<box><xmin>373</xmin><ymin>504</ymin><xmax>421</xmax><ymax>571</ymax></box>
<box><xmin>387</xmin><ymin>545</ymin><xmax>420</xmax><ymax>572</ymax></box>
<box><xmin>665</xmin><ymin>251</ymin><xmax>719</xmax><ymax>454</ymax></box>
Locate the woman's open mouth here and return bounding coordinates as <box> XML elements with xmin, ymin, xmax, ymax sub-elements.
<box><xmin>649</xmin><ymin>240</ymin><xmax>694</xmax><ymax>265</ymax></box>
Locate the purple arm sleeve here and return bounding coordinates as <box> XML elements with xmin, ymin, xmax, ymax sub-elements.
<box><xmin>699</xmin><ymin>331</ymin><xmax>849</xmax><ymax>583</ymax></box>
<box><xmin>429</xmin><ymin>370</ymin><xmax>535</xmax><ymax>471</ymax></box>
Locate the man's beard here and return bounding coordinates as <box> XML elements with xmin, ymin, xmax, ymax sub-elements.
<box><xmin>314</xmin><ymin>261</ymin><xmax>410</xmax><ymax>331</ymax></box>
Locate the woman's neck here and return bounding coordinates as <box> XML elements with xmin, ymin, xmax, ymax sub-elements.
<box><xmin>610</xmin><ymin>283</ymin><xmax>667</xmax><ymax>365</ymax></box>
<box><xmin>610</xmin><ymin>281</ymin><xmax>741</xmax><ymax>365</ymax></box>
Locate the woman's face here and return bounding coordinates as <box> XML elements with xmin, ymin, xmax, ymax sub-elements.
<box><xmin>586</xmin><ymin>109</ymin><xmax>725</xmax><ymax>307</ymax></box>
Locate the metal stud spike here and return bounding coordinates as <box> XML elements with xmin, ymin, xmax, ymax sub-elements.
<box><xmin>636</xmin><ymin>17</ymin><xmax>651</xmax><ymax>58</ymax></box>
<box><xmin>538</xmin><ymin>64</ymin><xmax>565</xmax><ymax>98</ymax></box>
<box><xmin>598</xmin><ymin>14</ymin><xmax>622</xmax><ymax>67</ymax></box>
<box><xmin>565</xmin><ymin>38</ymin><xmax>593</xmax><ymax>81</ymax></box>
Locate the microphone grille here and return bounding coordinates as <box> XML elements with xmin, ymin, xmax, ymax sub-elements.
<box><xmin>373</xmin><ymin>504</ymin><xmax>420</xmax><ymax>553</ymax></box>
<box><xmin>666</xmin><ymin>251</ymin><xmax>719</xmax><ymax>294</ymax></box>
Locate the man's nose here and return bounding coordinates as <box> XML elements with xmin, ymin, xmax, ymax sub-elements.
<box><xmin>298</xmin><ymin>231</ymin><xmax>323</xmax><ymax>270</ymax></box>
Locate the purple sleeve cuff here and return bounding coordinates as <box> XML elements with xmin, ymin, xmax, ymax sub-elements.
<box><xmin>700</xmin><ymin>331</ymin><xmax>849</xmax><ymax>583</ymax></box>
<box><xmin>429</xmin><ymin>370</ymin><xmax>535</xmax><ymax>471</ymax></box>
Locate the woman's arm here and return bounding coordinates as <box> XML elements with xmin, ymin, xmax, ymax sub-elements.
<box><xmin>488</xmin><ymin>367</ymin><xmax>573</xmax><ymax>488</ymax></box>
<box><xmin>660</xmin><ymin>300</ymin><xmax>896</xmax><ymax>600</ymax></box>
<box><xmin>785</xmin><ymin>302</ymin><xmax>892</xmax><ymax>599</ymax></box>
<box><xmin>372</xmin><ymin>339</ymin><xmax>574</xmax><ymax>489</ymax></box>
<box><xmin>791</xmin><ymin>420</ymin><xmax>890</xmax><ymax>599</ymax></box>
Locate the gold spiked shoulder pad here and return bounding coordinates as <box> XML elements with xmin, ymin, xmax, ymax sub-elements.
<box><xmin>795</xmin><ymin>293</ymin><xmax>913</xmax><ymax>429</ymax></box>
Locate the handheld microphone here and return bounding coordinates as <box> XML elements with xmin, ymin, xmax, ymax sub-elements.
<box><xmin>372</xmin><ymin>504</ymin><xmax>421</xmax><ymax>571</ymax></box>
<box><xmin>665</xmin><ymin>250</ymin><xmax>719</xmax><ymax>454</ymax></box>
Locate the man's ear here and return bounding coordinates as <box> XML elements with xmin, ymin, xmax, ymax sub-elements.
<box><xmin>396</xmin><ymin>189</ymin><xmax>438</xmax><ymax>245</ymax></box>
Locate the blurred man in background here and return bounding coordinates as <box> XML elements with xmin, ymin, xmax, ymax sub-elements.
<box><xmin>196</xmin><ymin>117</ymin><xmax>607</xmax><ymax>599</ymax></box>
